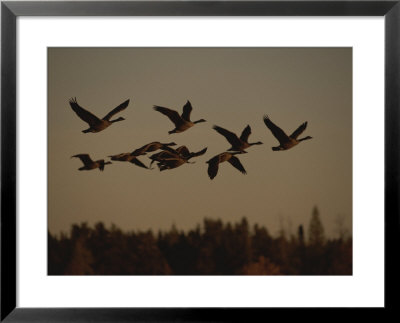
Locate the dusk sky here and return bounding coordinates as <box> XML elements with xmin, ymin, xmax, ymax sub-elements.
<box><xmin>48</xmin><ymin>47</ymin><xmax>352</xmax><ymax>238</ymax></box>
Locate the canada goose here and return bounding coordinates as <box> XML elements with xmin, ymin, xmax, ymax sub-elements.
<box><xmin>148</xmin><ymin>149</ymin><xmax>179</xmax><ymax>166</ymax></box>
<box><xmin>153</xmin><ymin>100</ymin><xmax>206</xmax><ymax>134</ymax></box>
<box><xmin>69</xmin><ymin>97</ymin><xmax>129</xmax><ymax>133</ymax></box>
<box><xmin>212</xmin><ymin>125</ymin><xmax>263</xmax><ymax>153</ymax></box>
<box><xmin>151</xmin><ymin>146</ymin><xmax>207</xmax><ymax>171</ymax></box>
<box><xmin>72</xmin><ymin>154</ymin><xmax>112</xmax><ymax>171</ymax></box>
<box><xmin>149</xmin><ymin>146</ymin><xmax>207</xmax><ymax>167</ymax></box>
<box><xmin>206</xmin><ymin>152</ymin><xmax>247</xmax><ymax>180</ymax></box>
<box><xmin>108</xmin><ymin>153</ymin><xmax>150</xmax><ymax>169</ymax></box>
<box><xmin>156</xmin><ymin>156</ymin><xmax>188</xmax><ymax>171</ymax></box>
<box><xmin>263</xmin><ymin>115</ymin><xmax>312</xmax><ymax>151</ymax></box>
<box><xmin>174</xmin><ymin>146</ymin><xmax>208</xmax><ymax>160</ymax></box>
<box><xmin>130</xmin><ymin>141</ymin><xmax>177</xmax><ymax>156</ymax></box>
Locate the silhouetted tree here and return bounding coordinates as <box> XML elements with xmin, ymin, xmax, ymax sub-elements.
<box><xmin>298</xmin><ymin>225</ymin><xmax>304</xmax><ymax>245</ymax></box>
<box><xmin>305</xmin><ymin>207</ymin><xmax>328</xmax><ymax>274</ymax></box>
<box><xmin>242</xmin><ymin>256</ymin><xmax>281</xmax><ymax>275</ymax></box>
<box><xmin>48</xmin><ymin>231</ymin><xmax>72</xmax><ymax>275</ymax></box>
<box><xmin>308</xmin><ymin>206</ymin><xmax>325</xmax><ymax>246</ymax></box>
<box><xmin>64</xmin><ymin>236</ymin><xmax>94</xmax><ymax>275</ymax></box>
<box><xmin>251</xmin><ymin>224</ymin><xmax>273</xmax><ymax>261</ymax></box>
<box><xmin>48</xmin><ymin>212</ymin><xmax>352</xmax><ymax>276</ymax></box>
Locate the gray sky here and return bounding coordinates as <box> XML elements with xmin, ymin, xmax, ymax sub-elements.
<box><xmin>48</xmin><ymin>47</ymin><xmax>352</xmax><ymax>238</ymax></box>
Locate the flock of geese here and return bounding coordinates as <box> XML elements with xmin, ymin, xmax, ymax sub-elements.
<box><xmin>70</xmin><ymin>98</ymin><xmax>313</xmax><ymax>179</ymax></box>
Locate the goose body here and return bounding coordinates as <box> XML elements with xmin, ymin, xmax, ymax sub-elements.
<box><xmin>108</xmin><ymin>153</ymin><xmax>149</xmax><ymax>169</ymax></box>
<box><xmin>263</xmin><ymin>115</ymin><xmax>312</xmax><ymax>151</ymax></box>
<box><xmin>206</xmin><ymin>152</ymin><xmax>247</xmax><ymax>180</ymax></box>
<box><xmin>69</xmin><ymin>98</ymin><xmax>129</xmax><ymax>133</ymax></box>
<box><xmin>149</xmin><ymin>145</ymin><xmax>207</xmax><ymax>165</ymax></box>
<box><xmin>153</xmin><ymin>100</ymin><xmax>206</xmax><ymax>134</ymax></box>
<box><xmin>212</xmin><ymin>125</ymin><xmax>263</xmax><ymax>153</ymax></box>
<box><xmin>72</xmin><ymin>154</ymin><xmax>112</xmax><ymax>171</ymax></box>
<box><xmin>130</xmin><ymin>141</ymin><xmax>177</xmax><ymax>156</ymax></box>
<box><xmin>151</xmin><ymin>146</ymin><xmax>207</xmax><ymax>170</ymax></box>
<box><xmin>157</xmin><ymin>156</ymin><xmax>188</xmax><ymax>171</ymax></box>
<box><xmin>148</xmin><ymin>149</ymin><xmax>178</xmax><ymax>166</ymax></box>
<box><xmin>171</xmin><ymin>145</ymin><xmax>208</xmax><ymax>160</ymax></box>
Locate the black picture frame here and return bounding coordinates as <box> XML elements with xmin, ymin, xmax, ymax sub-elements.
<box><xmin>1</xmin><ymin>0</ymin><xmax>399</xmax><ymax>321</ymax></box>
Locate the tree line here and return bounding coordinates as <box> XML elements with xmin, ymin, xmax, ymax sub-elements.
<box><xmin>48</xmin><ymin>207</ymin><xmax>352</xmax><ymax>275</ymax></box>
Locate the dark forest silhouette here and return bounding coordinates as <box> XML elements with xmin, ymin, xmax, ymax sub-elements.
<box><xmin>48</xmin><ymin>207</ymin><xmax>352</xmax><ymax>275</ymax></box>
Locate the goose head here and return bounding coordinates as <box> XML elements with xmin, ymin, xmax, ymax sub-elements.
<box><xmin>299</xmin><ymin>136</ymin><xmax>313</xmax><ymax>142</ymax></box>
<box><xmin>111</xmin><ymin>116</ymin><xmax>125</xmax><ymax>123</ymax></box>
<box><xmin>228</xmin><ymin>149</ymin><xmax>248</xmax><ymax>154</ymax></box>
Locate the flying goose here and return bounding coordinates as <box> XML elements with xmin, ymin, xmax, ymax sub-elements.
<box><xmin>174</xmin><ymin>146</ymin><xmax>208</xmax><ymax>160</ymax></box>
<box><xmin>108</xmin><ymin>153</ymin><xmax>150</xmax><ymax>169</ymax></box>
<box><xmin>152</xmin><ymin>146</ymin><xmax>208</xmax><ymax>171</ymax></box>
<box><xmin>148</xmin><ymin>148</ymin><xmax>179</xmax><ymax>167</ymax></box>
<box><xmin>263</xmin><ymin>115</ymin><xmax>312</xmax><ymax>151</ymax></box>
<box><xmin>206</xmin><ymin>152</ymin><xmax>247</xmax><ymax>180</ymax></box>
<box><xmin>130</xmin><ymin>141</ymin><xmax>177</xmax><ymax>156</ymax></box>
<box><xmin>149</xmin><ymin>145</ymin><xmax>207</xmax><ymax>167</ymax></box>
<box><xmin>212</xmin><ymin>125</ymin><xmax>263</xmax><ymax>153</ymax></box>
<box><xmin>153</xmin><ymin>100</ymin><xmax>206</xmax><ymax>134</ymax></box>
<box><xmin>156</xmin><ymin>156</ymin><xmax>189</xmax><ymax>171</ymax></box>
<box><xmin>69</xmin><ymin>97</ymin><xmax>129</xmax><ymax>133</ymax></box>
<box><xmin>72</xmin><ymin>154</ymin><xmax>112</xmax><ymax>171</ymax></box>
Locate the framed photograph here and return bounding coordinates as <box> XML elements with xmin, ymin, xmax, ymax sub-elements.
<box><xmin>1</xmin><ymin>0</ymin><xmax>399</xmax><ymax>321</ymax></box>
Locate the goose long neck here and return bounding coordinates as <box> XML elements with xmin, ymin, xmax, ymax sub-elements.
<box><xmin>111</xmin><ymin>117</ymin><xmax>125</xmax><ymax>123</ymax></box>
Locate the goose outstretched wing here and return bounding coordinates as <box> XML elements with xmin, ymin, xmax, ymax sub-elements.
<box><xmin>189</xmin><ymin>147</ymin><xmax>208</xmax><ymax>158</ymax></box>
<box><xmin>131</xmin><ymin>142</ymin><xmax>156</xmax><ymax>156</ymax></box>
<box><xmin>239</xmin><ymin>125</ymin><xmax>252</xmax><ymax>142</ymax></box>
<box><xmin>228</xmin><ymin>156</ymin><xmax>247</xmax><ymax>175</ymax></box>
<box><xmin>130</xmin><ymin>158</ymin><xmax>149</xmax><ymax>169</ymax></box>
<box><xmin>213</xmin><ymin>125</ymin><xmax>242</xmax><ymax>147</ymax></box>
<box><xmin>69</xmin><ymin>98</ymin><xmax>101</xmax><ymax>126</ymax></box>
<box><xmin>290</xmin><ymin>122</ymin><xmax>308</xmax><ymax>139</ymax></box>
<box><xmin>207</xmin><ymin>156</ymin><xmax>220</xmax><ymax>180</ymax></box>
<box><xmin>102</xmin><ymin>99</ymin><xmax>130</xmax><ymax>121</ymax></box>
<box><xmin>72</xmin><ymin>154</ymin><xmax>94</xmax><ymax>166</ymax></box>
<box><xmin>153</xmin><ymin>106</ymin><xmax>182</xmax><ymax>125</ymax></box>
<box><xmin>181</xmin><ymin>100</ymin><xmax>193</xmax><ymax>121</ymax></box>
<box><xmin>263</xmin><ymin>115</ymin><xmax>290</xmax><ymax>145</ymax></box>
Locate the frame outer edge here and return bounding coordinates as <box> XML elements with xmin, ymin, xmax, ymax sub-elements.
<box><xmin>1</xmin><ymin>1</ymin><xmax>399</xmax><ymax>16</ymax></box>
<box><xmin>385</xmin><ymin>1</ymin><xmax>400</xmax><ymax>311</ymax></box>
<box><xmin>1</xmin><ymin>2</ymin><xmax>17</xmax><ymax>322</ymax></box>
<box><xmin>0</xmin><ymin>0</ymin><xmax>398</xmax><ymax>321</ymax></box>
